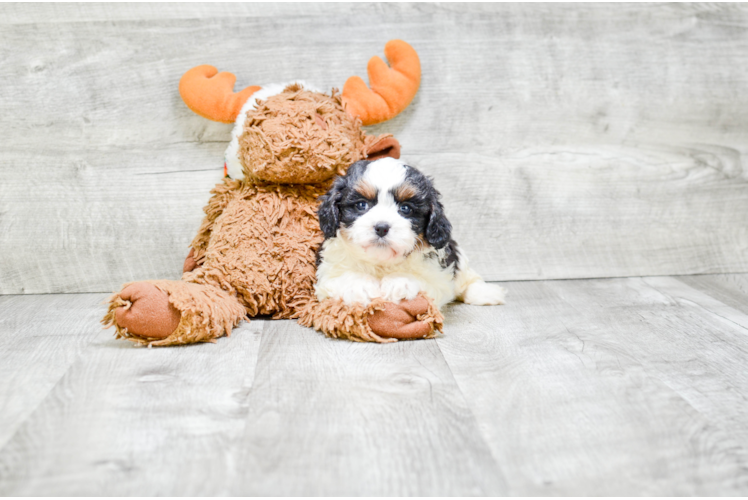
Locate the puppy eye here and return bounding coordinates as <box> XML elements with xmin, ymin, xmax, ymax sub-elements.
<box><xmin>398</xmin><ymin>204</ymin><xmax>413</xmax><ymax>216</ymax></box>
<box><xmin>355</xmin><ymin>201</ymin><xmax>369</xmax><ymax>211</ymax></box>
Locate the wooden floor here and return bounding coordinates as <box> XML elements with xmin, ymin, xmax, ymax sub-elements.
<box><xmin>2</xmin><ymin>273</ymin><xmax>748</xmax><ymax>495</ymax></box>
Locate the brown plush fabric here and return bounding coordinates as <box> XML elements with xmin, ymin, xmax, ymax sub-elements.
<box><xmin>190</xmin><ymin>178</ymin><xmax>242</xmax><ymax>266</ymax></box>
<box><xmin>102</xmin><ymin>280</ymin><xmax>246</xmax><ymax>347</ymax></box>
<box><xmin>297</xmin><ymin>293</ymin><xmax>443</xmax><ymax>343</ymax></box>
<box><xmin>239</xmin><ymin>86</ymin><xmax>368</xmax><ymax>184</ymax></box>
<box><xmin>297</xmin><ymin>297</ymin><xmax>394</xmax><ymax>343</ymax></box>
<box><xmin>183</xmin><ymin>181</ymin><xmax>327</xmax><ymax>319</ymax></box>
<box><xmin>183</xmin><ymin>248</ymin><xmax>199</xmax><ymax>273</ymax></box>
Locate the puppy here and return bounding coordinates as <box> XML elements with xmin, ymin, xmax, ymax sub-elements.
<box><xmin>315</xmin><ymin>157</ymin><xmax>506</xmax><ymax>309</ymax></box>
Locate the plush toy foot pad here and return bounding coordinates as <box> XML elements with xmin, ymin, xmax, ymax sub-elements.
<box><xmin>368</xmin><ymin>296</ymin><xmax>435</xmax><ymax>340</ymax></box>
<box><xmin>114</xmin><ymin>283</ymin><xmax>181</xmax><ymax>339</ymax></box>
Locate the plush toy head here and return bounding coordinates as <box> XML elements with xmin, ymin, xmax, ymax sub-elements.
<box><xmin>178</xmin><ymin>40</ymin><xmax>420</xmax><ymax>184</ymax></box>
<box><xmin>238</xmin><ymin>85</ymin><xmax>394</xmax><ymax>184</ymax></box>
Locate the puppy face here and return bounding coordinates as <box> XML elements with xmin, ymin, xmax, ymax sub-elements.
<box><xmin>318</xmin><ymin>158</ymin><xmax>451</xmax><ymax>263</ymax></box>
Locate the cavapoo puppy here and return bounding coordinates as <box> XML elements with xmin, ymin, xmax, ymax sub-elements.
<box><xmin>315</xmin><ymin>157</ymin><xmax>506</xmax><ymax>308</ymax></box>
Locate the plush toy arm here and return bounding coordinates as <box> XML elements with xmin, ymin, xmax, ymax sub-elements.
<box><xmin>187</xmin><ymin>178</ymin><xmax>242</xmax><ymax>268</ymax></box>
<box><xmin>183</xmin><ymin>248</ymin><xmax>199</xmax><ymax>273</ymax></box>
<box><xmin>102</xmin><ymin>280</ymin><xmax>246</xmax><ymax>347</ymax></box>
<box><xmin>296</xmin><ymin>293</ymin><xmax>443</xmax><ymax>343</ymax></box>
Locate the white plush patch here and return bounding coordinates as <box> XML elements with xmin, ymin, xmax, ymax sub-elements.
<box><xmin>223</xmin><ymin>80</ymin><xmax>320</xmax><ymax>180</ymax></box>
<box><xmin>462</xmin><ymin>281</ymin><xmax>507</xmax><ymax>306</ymax></box>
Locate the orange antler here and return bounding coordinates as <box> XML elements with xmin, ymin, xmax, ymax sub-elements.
<box><xmin>178</xmin><ymin>65</ymin><xmax>261</xmax><ymax>123</ymax></box>
<box><xmin>342</xmin><ymin>40</ymin><xmax>421</xmax><ymax>126</ymax></box>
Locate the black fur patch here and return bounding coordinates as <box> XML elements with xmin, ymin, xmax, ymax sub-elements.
<box><xmin>316</xmin><ymin>160</ymin><xmax>374</xmax><ymax>266</ymax></box>
<box><xmin>397</xmin><ymin>166</ymin><xmax>452</xmax><ymax>250</ymax></box>
<box><xmin>422</xmin><ymin>238</ymin><xmax>460</xmax><ymax>274</ymax></box>
<box><xmin>440</xmin><ymin>239</ymin><xmax>460</xmax><ymax>273</ymax></box>
<box><xmin>317</xmin><ymin>160</ymin><xmax>372</xmax><ymax>239</ymax></box>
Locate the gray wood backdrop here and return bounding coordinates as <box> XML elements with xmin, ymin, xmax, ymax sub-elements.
<box><xmin>1</xmin><ymin>3</ymin><xmax>747</xmax><ymax>294</ymax></box>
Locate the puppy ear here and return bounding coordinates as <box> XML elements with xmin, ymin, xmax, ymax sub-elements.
<box><xmin>318</xmin><ymin>176</ymin><xmax>346</xmax><ymax>238</ymax></box>
<box><xmin>426</xmin><ymin>194</ymin><xmax>452</xmax><ymax>249</ymax></box>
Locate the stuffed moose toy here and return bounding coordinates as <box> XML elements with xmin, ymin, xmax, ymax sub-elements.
<box><xmin>102</xmin><ymin>40</ymin><xmax>444</xmax><ymax>346</ymax></box>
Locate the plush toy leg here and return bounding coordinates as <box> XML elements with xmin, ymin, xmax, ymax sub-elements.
<box><xmin>297</xmin><ymin>293</ymin><xmax>443</xmax><ymax>343</ymax></box>
<box><xmin>102</xmin><ymin>280</ymin><xmax>246</xmax><ymax>347</ymax></box>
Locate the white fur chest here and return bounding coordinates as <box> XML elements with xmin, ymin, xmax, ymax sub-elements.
<box><xmin>315</xmin><ymin>235</ymin><xmax>457</xmax><ymax>308</ymax></box>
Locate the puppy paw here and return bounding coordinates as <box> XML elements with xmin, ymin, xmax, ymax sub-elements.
<box><xmin>462</xmin><ymin>281</ymin><xmax>507</xmax><ymax>306</ymax></box>
<box><xmin>340</xmin><ymin>274</ymin><xmax>382</xmax><ymax>305</ymax></box>
<box><xmin>380</xmin><ymin>275</ymin><xmax>421</xmax><ymax>303</ymax></box>
<box><xmin>316</xmin><ymin>272</ymin><xmax>383</xmax><ymax>306</ymax></box>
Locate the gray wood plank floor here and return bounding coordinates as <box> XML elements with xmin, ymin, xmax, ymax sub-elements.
<box><xmin>2</xmin><ymin>274</ymin><xmax>748</xmax><ymax>495</ymax></box>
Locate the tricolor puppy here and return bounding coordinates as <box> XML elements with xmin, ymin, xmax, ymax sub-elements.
<box><xmin>315</xmin><ymin>158</ymin><xmax>506</xmax><ymax>308</ymax></box>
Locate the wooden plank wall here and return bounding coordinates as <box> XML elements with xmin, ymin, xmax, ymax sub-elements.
<box><xmin>1</xmin><ymin>3</ymin><xmax>747</xmax><ymax>294</ymax></box>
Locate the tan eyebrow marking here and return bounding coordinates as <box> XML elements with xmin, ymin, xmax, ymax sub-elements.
<box><xmin>355</xmin><ymin>179</ymin><xmax>377</xmax><ymax>199</ymax></box>
<box><xmin>394</xmin><ymin>182</ymin><xmax>416</xmax><ymax>202</ymax></box>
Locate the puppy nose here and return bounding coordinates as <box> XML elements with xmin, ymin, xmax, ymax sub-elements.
<box><xmin>374</xmin><ymin>223</ymin><xmax>390</xmax><ymax>237</ymax></box>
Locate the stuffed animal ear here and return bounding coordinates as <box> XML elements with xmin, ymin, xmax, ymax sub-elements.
<box><xmin>318</xmin><ymin>176</ymin><xmax>346</xmax><ymax>238</ymax></box>
<box><xmin>366</xmin><ymin>136</ymin><xmax>401</xmax><ymax>160</ymax></box>
<box><xmin>425</xmin><ymin>195</ymin><xmax>452</xmax><ymax>250</ymax></box>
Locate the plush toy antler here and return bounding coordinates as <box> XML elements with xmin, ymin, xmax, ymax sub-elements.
<box><xmin>342</xmin><ymin>39</ymin><xmax>421</xmax><ymax>126</ymax></box>
<box><xmin>178</xmin><ymin>65</ymin><xmax>261</xmax><ymax>123</ymax></box>
<box><xmin>178</xmin><ymin>40</ymin><xmax>420</xmax><ymax>125</ymax></box>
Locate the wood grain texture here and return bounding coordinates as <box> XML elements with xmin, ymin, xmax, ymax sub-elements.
<box><xmin>0</xmin><ymin>293</ymin><xmax>106</xmax><ymax>449</ymax></box>
<box><xmin>230</xmin><ymin>319</ymin><xmax>506</xmax><ymax>496</ymax></box>
<box><xmin>0</xmin><ymin>305</ymin><xmax>264</xmax><ymax>496</ymax></box>
<box><xmin>5</xmin><ymin>2</ymin><xmax>724</xmax><ymax>24</ymax></box>
<box><xmin>0</xmin><ymin>294</ymin><xmax>504</xmax><ymax>496</ymax></box>
<box><xmin>678</xmin><ymin>273</ymin><xmax>748</xmax><ymax>316</ymax></box>
<box><xmin>437</xmin><ymin>277</ymin><xmax>748</xmax><ymax>495</ymax></box>
<box><xmin>0</xmin><ymin>146</ymin><xmax>223</xmax><ymax>294</ymax></box>
<box><xmin>2</xmin><ymin>3</ymin><xmax>748</xmax><ymax>293</ymax></box>
<box><xmin>3</xmin><ymin>276</ymin><xmax>748</xmax><ymax>494</ymax></box>
<box><xmin>414</xmin><ymin>148</ymin><xmax>748</xmax><ymax>281</ymax></box>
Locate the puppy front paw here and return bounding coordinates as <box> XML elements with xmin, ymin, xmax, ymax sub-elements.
<box><xmin>316</xmin><ymin>272</ymin><xmax>382</xmax><ymax>306</ymax></box>
<box><xmin>380</xmin><ymin>275</ymin><xmax>421</xmax><ymax>303</ymax></box>
<box><xmin>340</xmin><ymin>274</ymin><xmax>382</xmax><ymax>306</ymax></box>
